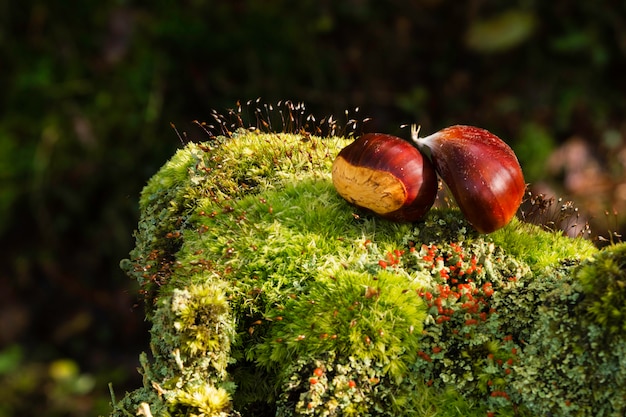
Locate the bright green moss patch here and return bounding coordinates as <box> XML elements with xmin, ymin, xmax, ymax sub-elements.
<box><xmin>489</xmin><ymin>217</ymin><xmax>597</xmax><ymax>271</ymax></box>
<box><xmin>114</xmin><ymin>131</ymin><xmax>625</xmax><ymax>417</ymax></box>
<box><xmin>255</xmin><ymin>268</ymin><xmax>427</xmax><ymax>378</ymax></box>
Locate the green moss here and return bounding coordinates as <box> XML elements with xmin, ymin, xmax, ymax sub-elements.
<box><xmin>575</xmin><ymin>242</ymin><xmax>626</xmax><ymax>336</ymax></box>
<box><xmin>114</xmin><ymin>130</ymin><xmax>624</xmax><ymax>417</ymax></box>
<box><xmin>255</xmin><ymin>266</ymin><xmax>428</xmax><ymax>410</ymax></box>
<box><xmin>489</xmin><ymin>217</ymin><xmax>597</xmax><ymax>271</ymax></box>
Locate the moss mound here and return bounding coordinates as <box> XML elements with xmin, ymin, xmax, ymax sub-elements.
<box><xmin>112</xmin><ymin>130</ymin><xmax>625</xmax><ymax>417</ymax></box>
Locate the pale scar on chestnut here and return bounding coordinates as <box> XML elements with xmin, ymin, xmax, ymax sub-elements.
<box><xmin>332</xmin><ymin>156</ymin><xmax>406</xmax><ymax>215</ymax></box>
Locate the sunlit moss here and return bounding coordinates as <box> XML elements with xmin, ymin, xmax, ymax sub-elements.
<box><xmin>489</xmin><ymin>217</ymin><xmax>597</xmax><ymax>271</ymax></box>
<box><xmin>168</xmin><ymin>382</ymin><xmax>232</xmax><ymax>416</ymax></box>
<box><xmin>113</xmin><ymin>130</ymin><xmax>624</xmax><ymax>417</ymax></box>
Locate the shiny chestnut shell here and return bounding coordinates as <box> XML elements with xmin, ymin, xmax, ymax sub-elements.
<box><xmin>413</xmin><ymin>125</ymin><xmax>525</xmax><ymax>233</ymax></box>
<box><xmin>332</xmin><ymin>133</ymin><xmax>438</xmax><ymax>222</ymax></box>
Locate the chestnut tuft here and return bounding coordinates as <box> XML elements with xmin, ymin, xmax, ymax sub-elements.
<box><xmin>412</xmin><ymin>125</ymin><xmax>525</xmax><ymax>233</ymax></box>
<box><xmin>332</xmin><ymin>133</ymin><xmax>438</xmax><ymax>222</ymax></box>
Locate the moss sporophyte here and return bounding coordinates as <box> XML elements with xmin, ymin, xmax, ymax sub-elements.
<box><xmin>114</xmin><ymin>127</ymin><xmax>625</xmax><ymax>417</ymax></box>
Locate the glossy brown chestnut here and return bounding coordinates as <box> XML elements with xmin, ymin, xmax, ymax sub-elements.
<box><xmin>332</xmin><ymin>133</ymin><xmax>438</xmax><ymax>222</ymax></box>
<box><xmin>412</xmin><ymin>125</ymin><xmax>525</xmax><ymax>233</ymax></box>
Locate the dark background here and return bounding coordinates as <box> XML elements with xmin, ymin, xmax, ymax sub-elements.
<box><xmin>1</xmin><ymin>1</ymin><xmax>625</xmax><ymax>415</ymax></box>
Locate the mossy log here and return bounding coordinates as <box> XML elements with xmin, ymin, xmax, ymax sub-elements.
<box><xmin>111</xmin><ymin>130</ymin><xmax>625</xmax><ymax>417</ymax></box>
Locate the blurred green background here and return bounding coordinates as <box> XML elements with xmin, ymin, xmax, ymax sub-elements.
<box><xmin>1</xmin><ymin>1</ymin><xmax>625</xmax><ymax>415</ymax></box>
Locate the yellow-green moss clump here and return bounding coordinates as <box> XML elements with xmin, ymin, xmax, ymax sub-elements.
<box><xmin>112</xmin><ymin>129</ymin><xmax>625</xmax><ymax>417</ymax></box>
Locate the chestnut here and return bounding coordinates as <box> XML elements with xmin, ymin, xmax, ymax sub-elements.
<box><xmin>332</xmin><ymin>133</ymin><xmax>438</xmax><ymax>222</ymax></box>
<box><xmin>412</xmin><ymin>125</ymin><xmax>525</xmax><ymax>233</ymax></box>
